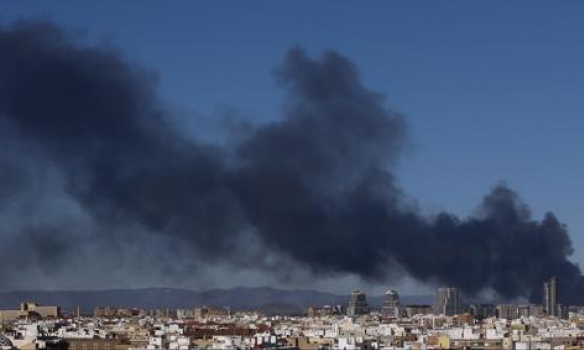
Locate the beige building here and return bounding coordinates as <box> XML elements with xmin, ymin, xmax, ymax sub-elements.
<box><xmin>67</xmin><ymin>338</ymin><xmax>135</xmax><ymax>350</ymax></box>
<box><xmin>0</xmin><ymin>301</ymin><xmax>59</xmax><ymax>322</ymax></box>
<box><xmin>194</xmin><ymin>306</ymin><xmax>228</xmax><ymax>320</ymax></box>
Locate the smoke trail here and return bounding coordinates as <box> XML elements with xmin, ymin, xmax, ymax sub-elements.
<box><xmin>232</xmin><ymin>49</ymin><xmax>583</xmax><ymax>303</ymax></box>
<box><xmin>0</xmin><ymin>20</ymin><xmax>581</xmax><ymax>302</ymax></box>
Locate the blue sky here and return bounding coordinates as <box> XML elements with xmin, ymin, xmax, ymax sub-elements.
<box><xmin>1</xmin><ymin>1</ymin><xmax>583</xmax><ymax>290</ymax></box>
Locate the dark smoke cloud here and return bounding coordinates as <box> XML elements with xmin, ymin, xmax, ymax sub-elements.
<box><xmin>0</xmin><ymin>20</ymin><xmax>582</xmax><ymax>303</ymax></box>
<box><xmin>0</xmin><ymin>20</ymin><xmax>243</xmax><ymax>257</ymax></box>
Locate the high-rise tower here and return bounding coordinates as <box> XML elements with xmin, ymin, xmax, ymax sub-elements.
<box><xmin>435</xmin><ymin>287</ymin><xmax>462</xmax><ymax>316</ymax></box>
<box><xmin>381</xmin><ymin>289</ymin><xmax>400</xmax><ymax>316</ymax></box>
<box><xmin>543</xmin><ymin>276</ymin><xmax>558</xmax><ymax>317</ymax></box>
<box><xmin>347</xmin><ymin>290</ymin><xmax>370</xmax><ymax>316</ymax></box>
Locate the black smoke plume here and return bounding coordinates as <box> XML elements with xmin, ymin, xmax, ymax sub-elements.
<box><xmin>0</xmin><ymin>20</ymin><xmax>582</xmax><ymax>303</ymax></box>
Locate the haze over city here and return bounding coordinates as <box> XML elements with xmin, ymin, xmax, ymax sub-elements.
<box><xmin>0</xmin><ymin>1</ymin><xmax>583</xmax><ymax>302</ymax></box>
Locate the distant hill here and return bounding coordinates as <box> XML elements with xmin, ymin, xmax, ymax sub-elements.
<box><xmin>0</xmin><ymin>287</ymin><xmax>434</xmax><ymax>315</ymax></box>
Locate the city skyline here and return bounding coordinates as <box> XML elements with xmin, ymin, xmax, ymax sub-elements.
<box><xmin>0</xmin><ymin>279</ymin><xmax>576</xmax><ymax>348</ymax></box>
<box><xmin>0</xmin><ymin>2</ymin><xmax>582</xmax><ymax>300</ymax></box>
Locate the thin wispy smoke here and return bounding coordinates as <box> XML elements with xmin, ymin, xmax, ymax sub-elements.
<box><xmin>0</xmin><ymin>20</ymin><xmax>581</xmax><ymax>302</ymax></box>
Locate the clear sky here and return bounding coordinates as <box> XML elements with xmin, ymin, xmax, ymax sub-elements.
<box><xmin>1</xmin><ymin>1</ymin><xmax>583</xmax><ymax>293</ymax></box>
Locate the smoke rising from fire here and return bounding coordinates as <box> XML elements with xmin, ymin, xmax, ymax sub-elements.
<box><xmin>0</xmin><ymin>21</ymin><xmax>581</xmax><ymax>302</ymax></box>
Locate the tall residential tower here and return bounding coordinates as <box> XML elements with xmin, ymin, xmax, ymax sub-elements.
<box><xmin>381</xmin><ymin>290</ymin><xmax>400</xmax><ymax>316</ymax></box>
<box><xmin>435</xmin><ymin>287</ymin><xmax>462</xmax><ymax>316</ymax></box>
<box><xmin>543</xmin><ymin>277</ymin><xmax>558</xmax><ymax>317</ymax></box>
<box><xmin>347</xmin><ymin>290</ymin><xmax>370</xmax><ymax>316</ymax></box>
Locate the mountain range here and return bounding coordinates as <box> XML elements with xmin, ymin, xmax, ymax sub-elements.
<box><xmin>0</xmin><ymin>287</ymin><xmax>434</xmax><ymax>315</ymax></box>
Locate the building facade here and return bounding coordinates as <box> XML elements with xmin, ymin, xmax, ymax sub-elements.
<box><xmin>435</xmin><ymin>287</ymin><xmax>461</xmax><ymax>316</ymax></box>
<box><xmin>347</xmin><ymin>290</ymin><xmax>369</xmax><ymax>316</ymax></box>
<box><xmin>0</xmin><ymin>302</ymin><xmax>59</xmax><ymax>322</ymax></box>
<box><xmin>543</xmin><ymin>276</ymin><xmax>558</xmax><ymax>317</ymax></box>
<box><xmin>381</xmin><ymin>289</ymin><xmax>400</xmax><ymax>316</ymax></box>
